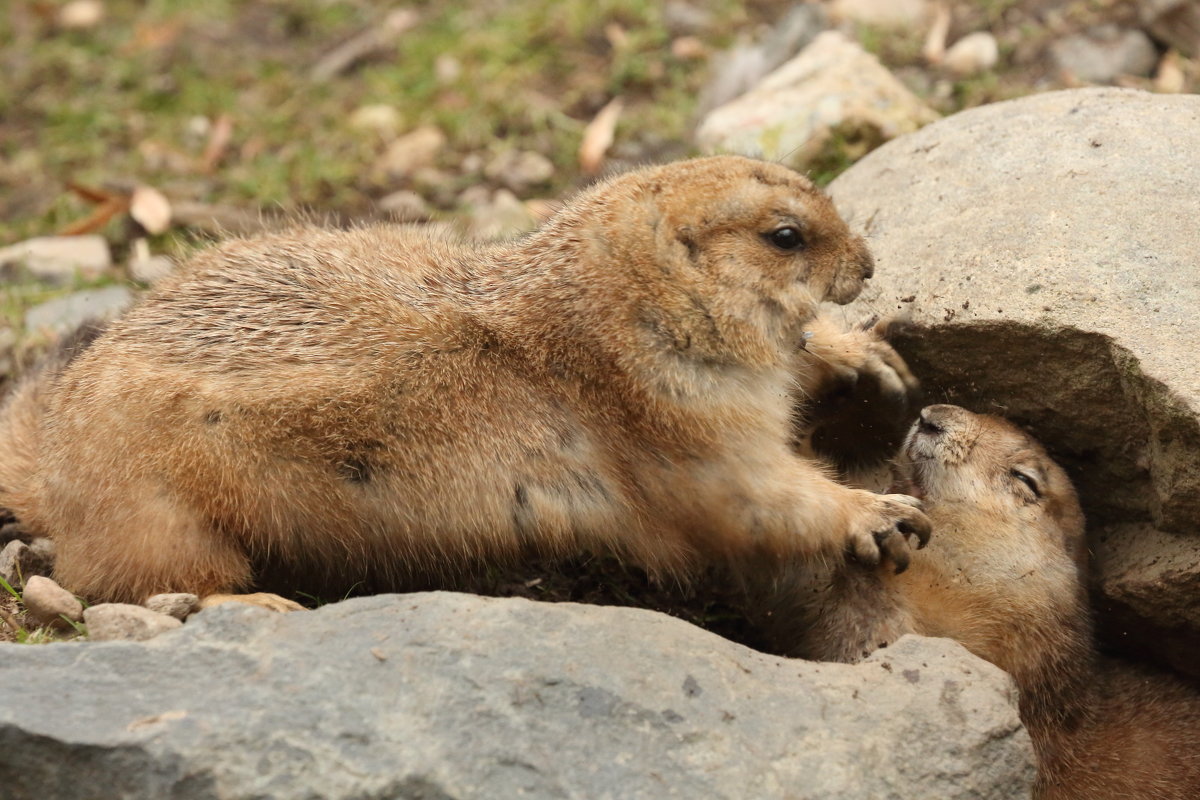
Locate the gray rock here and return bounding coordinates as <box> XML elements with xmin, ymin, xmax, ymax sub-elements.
<box><xmin>827</xmin><ymin>87</ymin><xmax>1200</xmax><ymax>676</ymax></box>
<box><xmin>377</xmin><ymin>189</ymin><xmax>431</xmax><ymax>222</ymax></box>
<box><xmin>696</xmin><ymin>31</ymin><xmax>938</xmax><ymax>171</ymax></box>
<box><xmin>144</xmin><ymin>593</ymin><xmax>201</xmax><ymax>620</ymax></box>
<box><xmin>24</xmin><ymin>286</ymin><xmax>133</xmax><ymax>338</ymax></box>
<box><xmin>1049</xmin><ymin>25</ymin><xmax>1159</xmax><ymax>84</ymax></box>
<box><xmin>84</xmin><ymin>603</ymin><xmax>183</xmax><ymax>642</ymax></box>
<box><xmin>0</xmin><ymin>235</ymin><xmax>112</xmax><ymax>282</ymax></box>
<box><xmin>484</xmin><ymin>150</ymin><xmax>555</xmax><ymax>194</ymax></box>
<box><xmin>464</xmin><ymin>188</ymin><xmax>537</xmax><ymax>240</ymax></box>
<box><xmin>696</xmin><ymin>4</ymin><xmax>828</xmax><ymax>116</ymax></box>
<box><xmin>0</xmin><ymin>539</ymin><xmax>52</xmax><ymax>588</ymax></box>
<box><xmin>20</xmin><ymin>575</ymin><xmax>82</xmax><ymax>627</ymax></box>
<box><xmin>0</xmin><ymin>593</ymin><xmax>1035</xmax><ymax>799</ymax></box>
<box><xmin>375</xmin><ymin>125</ymin><xmax>446</xmax><ymax>180</ymax></box>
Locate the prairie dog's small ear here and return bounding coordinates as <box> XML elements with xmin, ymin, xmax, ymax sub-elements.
<box><xmin>674</xmin><ymin>226</ymin><xmax>701</xmax><ymax>269</ymax></box>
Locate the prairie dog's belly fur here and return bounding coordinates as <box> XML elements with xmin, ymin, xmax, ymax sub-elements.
<box><xmin>1</xmin><ymin>156</ymin><xmax>930</xmax><ymax>604</ymax></box>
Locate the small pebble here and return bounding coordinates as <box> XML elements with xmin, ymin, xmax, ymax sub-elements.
<box><xmin>378</xmin><ymin>190</ymin><xmax>431</xmax><ymax>222</ymax></box>
<box><xmin>21</xmin><ymin>575</ymin><xmax>83</xmax><ymax>627</ymax></box>
<box><xmin>0</xmin><ymin>540</ymin><xmax>52</xmax><ymax>588</ymax></box>
<box><xmin>942</xmin><ymin>32</ymin><xmax>999</xmax><ymax>77</ymax></box>
<box><xmin>57</xmin><ymin>0</ymin><xmax>105</xmax><ymax>30</ymax></box>
<box><xmin>144</xmin><ymin>593</ymin><xmax>201</xmax><ymax>620</ymax></box>
<box><xmin>84</xmin><ymin>603</ymin><xmax>183</xmax><ymax>642</ymax></box>
<box><xmin>484</xmin><ymin>150</ymin><xmax>555</xmax><ymax>194</ymax></box>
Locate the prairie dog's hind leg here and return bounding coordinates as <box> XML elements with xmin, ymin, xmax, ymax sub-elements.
<box><xmin>49</xmin><ymin>483</ymin><xmax>255</xmax><ymax>605</ymax></box>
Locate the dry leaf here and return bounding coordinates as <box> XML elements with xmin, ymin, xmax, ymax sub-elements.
<box><xmin>200</xmin><ymin>113</ymin><xmax>234</xmax><ymax>174</ymax></box>
<box><xmin>125</xmin><ymin>19</ymin><xmax>183</xmax><ymax>53</ymax></box>
<box><xmin>130</xmin><ymin>185</ymin><xmax>172</xmax><ymax>234</ymax></box>
<box><xmin>604</xmin><ymin>23</ymin><xmax>629</xmax><ymax>51</ymax></box>
<box><xmin>923</xmin><ymin>4</ymin><xmax>951</xmax><ymax>65</ymax></box>
<box><xmin>578</xmin><ymin>97</ymin><xmax>623</xmax><ymax>177</ymax></box>
<box><xmin>671</xmin><ymin>36</ymin><xmax>707</xmax><ymax>61</ymax></box>
<box><xmin>66</xmin><ymin>181</ymin><xmax>118</xmax><ymax>205</ymax></box>
<box><xmin>59</xmin><ymin>197</ymin><xmax>129</xmax><ymax>236</ymax></box>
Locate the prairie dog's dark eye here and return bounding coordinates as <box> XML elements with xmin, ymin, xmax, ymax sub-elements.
<box><xmin>766</xmin><ymin>226</ymin><xmax>805</xmax><ymax>251</ymax></box>
<box><xmin>1011</xmin><ymin>469</ymin><xmax>1041</xmax><ymax>498</ymax></box>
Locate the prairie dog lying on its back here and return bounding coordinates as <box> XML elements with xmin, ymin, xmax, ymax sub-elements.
<box><xmin>890</xmin><ymin>405</ymin><xmax>1200</xmax><ymax>800</ymax></box>
<box><xmin>0</xmin><ymin>155</ymin><xmax>929</xmax><ymax>608</ymax></box>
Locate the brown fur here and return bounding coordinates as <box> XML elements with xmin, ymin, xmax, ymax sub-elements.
<box><xmin>890</xmin><ymin>405</ymin><xmax>1200</xmax><ymax>800</ymax></box>
<box><xmin>0</xmin><ymin>156</ymin><xmax>929</xmax><ymax>606</ymax></box>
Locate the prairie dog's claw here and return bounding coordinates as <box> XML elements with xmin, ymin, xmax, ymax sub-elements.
<box><xmin>847</xmin><ymin>492</ymin><xmax>932</xmax><ymax>572</ymax></box>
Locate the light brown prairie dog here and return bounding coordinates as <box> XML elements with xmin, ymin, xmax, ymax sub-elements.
<box><xmin>0</xmin><ymin>155</ymin><xmax>929</xmax><ymax>608</ymax></box>
<box><xmin>890</xmin><ymin>405</ymin><xmax>1200</xmax><ymax>800</ymax></box>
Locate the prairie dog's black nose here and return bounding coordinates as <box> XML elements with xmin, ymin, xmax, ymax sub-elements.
<box><xmin>917</xmin><ymin>409</ymin><xmax>944</xmax><ymax>435</ymax></box>
<box><xmin>860</xmin><ymin>247</ymin><xmax>875</xmax><ymax>280</ymax></box>
<box><xmin>918</xmin><ymin>404</ymin><xmax>970</xmax><ymax>436</ymax></box>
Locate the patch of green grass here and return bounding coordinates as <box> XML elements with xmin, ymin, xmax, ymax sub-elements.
<box><xmin>0</xmin><ymin>575</ymin><xmax>84</xmax><ymax>644</ymax></box>
<box><xmin>1</xmin><ymin>0</ymin><xmax>754</xmax><ymax>245</ymax></box>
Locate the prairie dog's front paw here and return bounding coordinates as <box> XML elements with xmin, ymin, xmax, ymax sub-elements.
<box><xmin>845</xmin><ymin>492</ymin><xmax>931</xmax><ymax>574</ymax></box>
<box><xmin>198</xmin><ymin>592</ymin><xmax>306</xmax><ymax>612</ymax></box>
<box><xmin>805</xmin><ymin>316</ymin><xmax>920</xmax><ymax>403</ymax></box>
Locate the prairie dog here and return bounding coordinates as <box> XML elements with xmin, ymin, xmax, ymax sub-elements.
<box><xmin>890</xmin><ymin>405</ymin><xmax>1200</xmax><ymax>800</ymax></box>
<box><xmin>0</xmin><ymin>156</ymin><xmax>929</xmax><ymax>607</ymax></box>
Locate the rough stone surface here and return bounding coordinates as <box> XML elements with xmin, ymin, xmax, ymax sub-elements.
<box><xmin>827</xmin><ymin>87</ymin><xmax>1200</xmax><ymax>676</ymax></box>
<box><xmin>0</xmin><ymin>235</ymin><xmax>112</xmax><ymax>282</ymax></box>
<box><xmin>144</xmin><ymin>593</ymin><xmax>201</xmax><ymax>620</ymax></box>
<box><xmin>1048</xmin><ymin>25</ymin><xmax>1158</xmax><ymax>83</ymax></box>
<box><xmin>20</xmin><ymin>575</ymin><xmax>83</xmax><ymax>627</ymax></box>
<box><xmin>696</xmin><ymin>31</ymin><xmax>938</xmax><ymax>170</ymax></box>
<box><xmin>84</xmin><ymin>603</ymin><xmax>183</xmax><ymax>642</ymax></box>
<box><xmin>23</xmin><ymin>286</ymin><xmax>134</xmax><ymax>338</ymax></box>
<box><xmin>0</xmin><ymin>593</ymin><xmax>1035</xmax><ymax>799</ymax></box>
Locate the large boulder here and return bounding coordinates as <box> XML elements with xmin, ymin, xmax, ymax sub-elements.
<box><xmin>0</xmin><ymin>593</ymin><xmax>1034</xmax><ymax>799</ymax></box>
<box><xmin>827</xmin><ymin>87</ymin><xmax>1200</xmax><ymax>677</ymax></box>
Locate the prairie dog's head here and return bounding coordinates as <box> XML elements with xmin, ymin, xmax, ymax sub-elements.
<box><xmin>899</xmin><ymin>404</ymin><xmax>1086</xmax><ymax>572</ymax></box>
<box><xmin>622</xmin><ymin>155</ymin><xmax>873</xmax><ymax>304</ymax></box>
<box><xmin>542</xmin><ymin>156</ymin><xmax>875</xmax><ymax>364</ymax></box>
